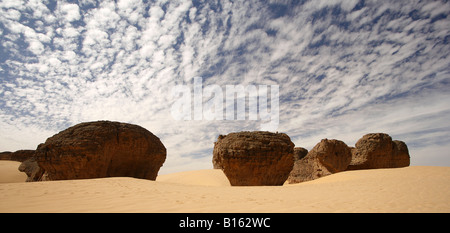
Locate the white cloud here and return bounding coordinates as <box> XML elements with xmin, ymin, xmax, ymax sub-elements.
<box><xmin>3</xmin><ymin>9</ymin><xmax>21</xmax><ymax>20</ymax></box>
<box><xmin>0</xmin><ymin>0</ymin><xmax>449</xmax><ymax>174</ymax></box>
<box><xmin>58</xmin><ymin>3</ymin><xmax>81</xmax><ymax>22</ymax></box>
<box><xmin>61</xmin><ymin>27</ymin><xmax>80</xmax><ymax>38</ymax></box>
<box><xmin>28</xmin><ymin>39</ymin><xmax>45</xmax><ymax>55</ymax></box>
<box><xmin>0</xmin><ymin>0</ymin><xmax>25</xmax><ymax>9</ymax></box>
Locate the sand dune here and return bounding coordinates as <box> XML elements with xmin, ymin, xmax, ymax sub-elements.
<box><xmin>0</xmin><ymin>161</ymin><xmax>449</xmax><ymax>212</ymax></box>
<box><xmin>156</xmin><ymin>169</ymin><xmax>231</xmax><ymax>186</ymax></box>
<box><xmin>0</xmin><ymin>161</ymin><xmax>27</xmax><ymax>183</ymax></box>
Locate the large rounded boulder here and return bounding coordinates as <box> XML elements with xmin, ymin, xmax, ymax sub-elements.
<box><xmin>34</xmin><ymin>121</ymin><xmax>166</xmax><ymax>181</ymax></box>
<box><xmin>347</xmin><ymin>133</ymin><xmax>410</xmax><ymax>170</ymax></box>
<box><xmin>287</xmin><ymin>139</ymin><xmax>352</xmax><ymax>184</ymax></box>
<box><xmin>213</xmin><ymin>131</ymin><xmax>294</xmax><ymax>186</ymax></box>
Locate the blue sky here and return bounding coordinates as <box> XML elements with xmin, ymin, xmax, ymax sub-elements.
<box><xmin>1</xmin><ymin>0</ymin><xmax>449</xmax><ymax>174</ymax></box>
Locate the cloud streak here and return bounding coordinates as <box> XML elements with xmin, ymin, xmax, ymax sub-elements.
<box><xmin>1</xmin><ymin>0</ymin><xmax>449</xmax><ymax>173</ymax></box>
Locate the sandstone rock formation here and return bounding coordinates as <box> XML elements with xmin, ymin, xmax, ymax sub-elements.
<box><xmin>0</xmin><ymin>150</ymin><xmax>34</xmax><ymax>162</ymax></box>
<box><xmin>287</xmin><ymin>139</ymin><xmax>351</xmax><ymax>184</ymax></box>
<box><xmin>392</xmin><ymin>140</ymin><xmax>411</xmax><ymax>168</ymax></box>
<box><xmin>347</xmin><ymin>133</ymin><xmax>410</xmax><ymax>170</ymax></box>
<box><xmin>0</xmin><ymin>151</ymin><xmax>12</xmax><ymax>160</ymax></box>
<box><xmin>34</xmin><ymin>121</ymin><xmax>166</xmax><ymax>181</ymax></box>
<box><xmin>11</xmin><ymin>150</ymin><xmax>35</xmax><ymax>162</ymax></box>
<box><xmin>212</xmin><ymin>135</ymin><xmax>224</xmax><ymax>169</ymax></box>
<box><xmin>213</xmin><ymin>131</ymin><xmax>294</xmax><ymax>186</ymax></box>
<box><xmin>19</xmin><ymin>157</ymin><xmax>46</xmax><ymax>182</ymax></box>
<box><xmin>293</xmin><ymin>147</ymin><xmax>308</xmax><ymax>161</ymax></box>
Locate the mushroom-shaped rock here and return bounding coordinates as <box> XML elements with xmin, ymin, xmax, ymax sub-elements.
<box><xmin>34</xmin><ymin>121</ymin><xmax>166</xmax><ymax>181</ymax></box>
<box><xmin>287</xmin><ymin>139</ymin><xmax>351</xmax><ymax>184</ymax></box>
<box><xmin>213</xmin><ymin>131</ymin><xmax>294</xmax><ymax>186</ymax></box>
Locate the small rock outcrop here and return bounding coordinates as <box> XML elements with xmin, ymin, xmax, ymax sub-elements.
<box><xmin>347</xmin><ymin>133</ymin><xmax>410</xmax><ymax>170</ymax></box>
<box><xmin>18</xmin><ymin>157</ymin><xmax>46</xmax><ymax>182</ymax></box>
<box><xmin>293</xmin><ymin>147</ymin><xmax>308</xmax><ymax>161</ymax></box>
<box><xmin>34</xmin><ymin>121</ymin><xmax>166</xmax><ymax>181</ymax></box>
<box><xmin>213</xmin><ymin>131</ymin><xmax>294</xmax><ymax>186</ymax></box>
<box><xmin>288</xmin><ymin>139</ymin><xmax>351</xmax><ymax>184</ymax></box>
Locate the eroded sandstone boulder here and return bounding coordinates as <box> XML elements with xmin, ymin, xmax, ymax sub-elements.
<box><xmin>213</xmin><ymin>131</ymin><xmax>294</xmax><ymax>186</ymax></box>
<box><xmin>34</xmin><ymin>121</ymin><xmax>166</xmax><ymax>181</ymax></box>
<box><xmin>18</xmin><ymin>157</ymin><xmax>46</xmax><ymax>182</ymax></box>
<box><xmin>392</xmin><ymin>140</ymin><xmax>410</xmax><ymax>168</ymax></box>
<box><xmin>287</xmin><ymin>139</ymin><xmax>351</xmax><ymax>184</ymax></box>
<box><xmin>347</xmin><ymin>133</ymin><xmax>410</xmax><ymax>170</ymax></box>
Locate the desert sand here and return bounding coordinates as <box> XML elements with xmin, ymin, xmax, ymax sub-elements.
<box><xmin>0</xmin><ymin>161</ymin><xmax>27</xmax><ymax>183</ymax></box>
<box><xmin>0</xmin><ymin>161</ymin><xmax>449</xmax><ymax>213</ymax></box>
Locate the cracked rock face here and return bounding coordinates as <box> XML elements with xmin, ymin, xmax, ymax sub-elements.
<box><xmin>34</xmin><ymin>121</ymin><xmax>166</xmax><ymax>181</ymax></box>
<box><xmin>213</xmin><ymin>131</ymin><xmax>294</xmax><ymax>186</ymax></box>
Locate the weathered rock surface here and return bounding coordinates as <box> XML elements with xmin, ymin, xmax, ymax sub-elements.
<box><xmin>287</xmin><ymin>139</ymin><xmax>351</xmax><ymax>184</ymax></box>
<box><xmin>34</xmin><ymin>121</ymin><xmax>166</xmax><ymax>181</ymax></box>
<box><xmin>19</xmin><ymin>157</ymin><xmax>46</xmax><ymax>182</ymax></box>
<box><xmin>392</xmin><ymin>140</ymin><xmax>411</xmax><ymax>168</ymax></box>
<box><xmin>213</xmin><ymin>131</ymin><xmax>294</xmax><ymax>186</ymax></box>
<box><xmin>347</xmin><ymin>133</ymin><xmax>410</xmax><ymax>170</ymax></box>
<box><xmin>0</xmin><ymin>151</ymin><xmax>12</xmax><ymax>160</ymax></box>
<box><xmin>293</xmin><ymin>147</ymin><xmax>308</xmax><ymax>161</ymax></box>
<box><xmin>0</xmin><ymin>150</ymin><xmax>34</xmax><ymax>162</ymax></box>
<box><xmin>212</xmin><ymin>135</ymin><xmax>225</xmax><ymax>169</ymax></box>
<box><xmin>11</xmin><ymin>150</ymin><xmax>35</xmax><ymax>162</ymax></box>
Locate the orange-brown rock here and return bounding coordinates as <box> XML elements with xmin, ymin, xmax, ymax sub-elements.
<box><xmin>293</xmin><ymin>147</ymin><xmax>308</xmax><ymax>161</ymax></box>
<box><xmin>392</xmin><ymin>140</ymin><xmax>410</xmax><ymax>168</ymax></box>
<box><xmin>347</xmin><ymin>133</ymin><xmax>410</xmax><ymax>170</ymax></box>
<box><xmin>287</xmin><ymin>139</ymin><xmax>351</xmax><ymax>184</ymax></box>
<box><xmin>213</xmin><ymin>131</ymin><xmax>294</xmax><ymax>186</ymax></box>
<box><xmin>34</xmin><ymin>121</ymin><xmax>166</xmax><ymax>181</ymax></box>
<box><xmin>11</xmin><ymin>150</ymin><xmax>35</xmax><ymax>162</ymax></box>
<box><xmin>0</xmin><ymin>150</ymin><xmax>34</xmax><ymax>162</ymax></box>
<box><xmin>212</xmin><ymin>135</ymin><xmax>225</xmax><ymax>169</ymax></box>
<box><xmin>0</xmin><ymin>151</ymin><xmax>12</xmax><ymax>160</ymax></box>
